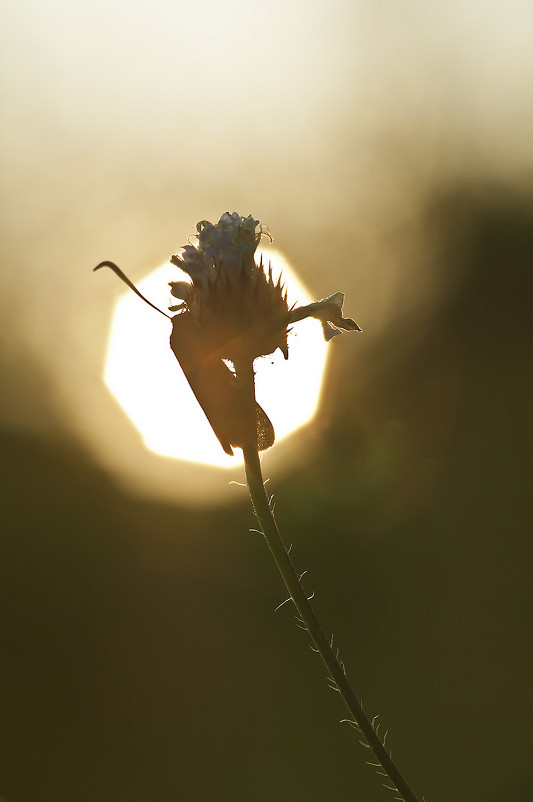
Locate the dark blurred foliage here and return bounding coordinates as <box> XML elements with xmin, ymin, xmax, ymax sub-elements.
<box><xmin>1</xmin><ymin>185</ymin><xmax>532</xmax><ymax>802</ymax></box>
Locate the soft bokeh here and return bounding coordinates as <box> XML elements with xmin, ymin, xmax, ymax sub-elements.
<box><xmin>1</xmin><ymin>1</ymin><xmax>533</xmax><ymax>800</ymax></box>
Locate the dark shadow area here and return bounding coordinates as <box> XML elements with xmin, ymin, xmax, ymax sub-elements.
<box><xmin>1</xmin><ymin>184</ymin><xmax>532</xmax><ymax>801</ymax></box>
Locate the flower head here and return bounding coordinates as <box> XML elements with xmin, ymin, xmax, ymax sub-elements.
<box><xmin>169</xmin><ymin>212</ymin><xmax>361</xmax><ymax>366</ymax></box>
<box><xmin>170</xmin><ymin>212</ymin><xmax>290</xmax><ymax>364</ymax></box>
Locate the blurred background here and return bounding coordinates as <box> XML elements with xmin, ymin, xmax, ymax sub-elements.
<box><xmin>1</xmin><ymin>1</ymin><xmax>533</xmax><ymax>800</ymax></box>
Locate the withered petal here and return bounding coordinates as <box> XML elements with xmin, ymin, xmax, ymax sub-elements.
<box><xmin>287</xmin><ymin>292</ymin><xmax>362</xmax><ymax>340</ymax></box>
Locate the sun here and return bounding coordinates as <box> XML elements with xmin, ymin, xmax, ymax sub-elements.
<box><xmin>102</xmin><ymin>248</ymin><xmax>328</xmax><ymax>467</ymax></box>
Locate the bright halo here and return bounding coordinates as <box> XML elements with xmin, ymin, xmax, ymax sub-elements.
<box><xmin>103</xmin><ymin>248</ymin><xmax>328</xmax><ymax>467</ymax></box>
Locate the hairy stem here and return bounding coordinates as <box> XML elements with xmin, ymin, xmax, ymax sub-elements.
<box><xmin>235</xmin><ymin>357</ymin><xmax>421</xmax><ymax>802</ymax></box>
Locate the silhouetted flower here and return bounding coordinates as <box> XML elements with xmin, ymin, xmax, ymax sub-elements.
<box><xmin>95</xmin><ymin>212</ymin><xmax>360</xmax><ymax>456</ymax></box>
<box><xmin>169</xmin><ymin>212</ymin><xmax>290</xmax><ymax>364</ymax></box>
<box><xmin>169</xmin><ymin>212</ymin><xmax>361</xmax><ymax>366</ymax></box>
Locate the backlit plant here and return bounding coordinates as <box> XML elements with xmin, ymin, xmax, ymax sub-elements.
<box><xmin>95</xmin><ymin>212</ymin><xmax>422</xmax><ymax>802</ymax></box>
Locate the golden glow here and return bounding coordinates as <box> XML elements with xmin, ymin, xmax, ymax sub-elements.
<box><xmin>103</xmin><ymin>249</ymin><xmax>327</xmax><ymax>467</ymax></box>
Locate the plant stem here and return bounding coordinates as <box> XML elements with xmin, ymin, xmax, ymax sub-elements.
<box><xmin>235</xmin><ymin>357</ymin><xmax>421</xmax><ymax>802</ymax></box>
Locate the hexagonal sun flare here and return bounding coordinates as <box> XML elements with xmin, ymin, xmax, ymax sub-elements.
<box><xmin>102</xmin><ymin>248</ymin><xmax>328</xmax><ymax>468</ymax></box>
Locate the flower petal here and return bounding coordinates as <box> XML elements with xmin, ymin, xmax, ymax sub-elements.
<box><xmin>287</xmin><ymin>292</ymin><xmax>362</xmax><ymax>341</ymax></box>
<box><xmin>169</xmin><ymin>281</ymin><xmax>196</xmax><ymax>304</ymax></box>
